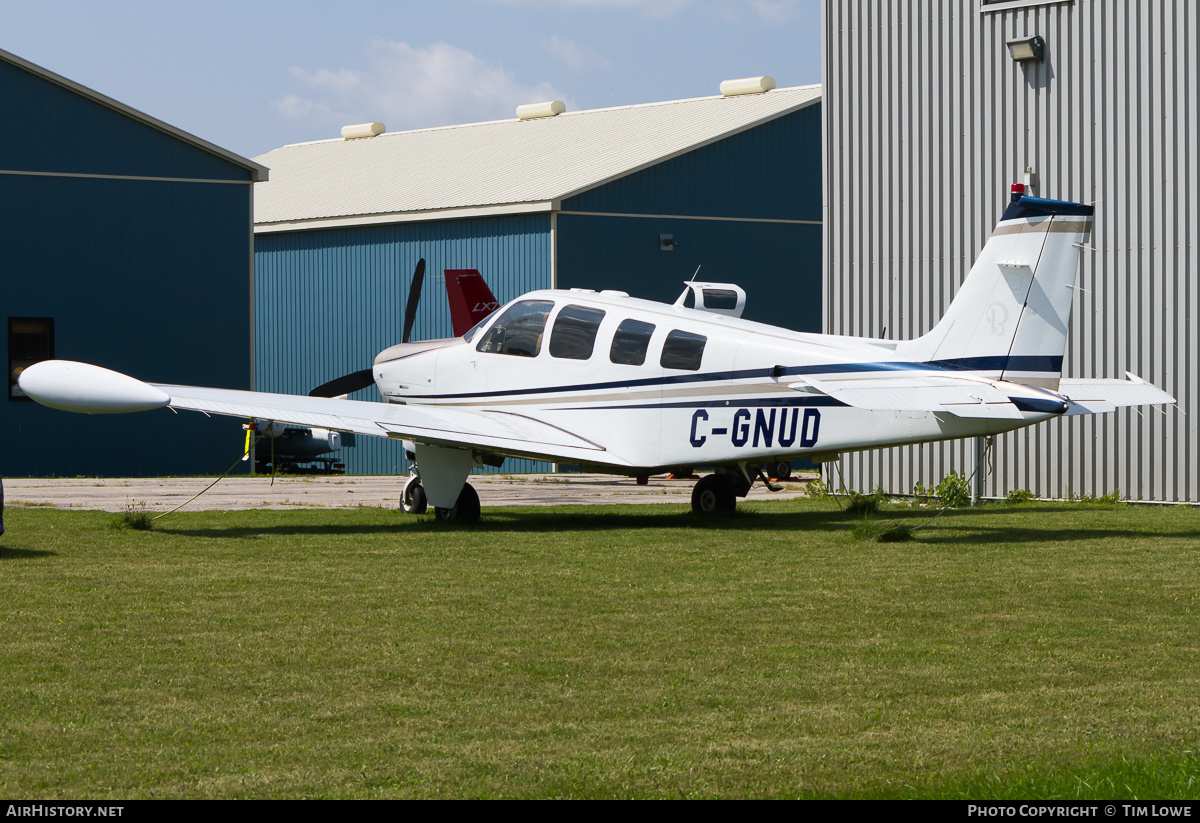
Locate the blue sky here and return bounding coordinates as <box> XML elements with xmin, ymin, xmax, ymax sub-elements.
<box><xmin>2</xmin><ymin>0</ymin><xmax>822</xmax><ymax>160</ymax></box>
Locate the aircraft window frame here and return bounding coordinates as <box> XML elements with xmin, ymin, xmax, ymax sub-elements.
<box><xmin>609</xmin><ymin>318</ymin><xmax>656</xmax><ymax>367</ymax></box>
<box><xmin>474</xmin><ymin>299</ymin><xmax>554</xmax><ymax>358</ymax></box>
<box><xmin>462</xmin><ymin>309</ymin><xmax>498</xmax><ymax>343</ymax></box>
<box><xmin>660</xmin><ymin>329</ymin><xmax>707</xmax><ymax>371</ymax></box>
<box><xmin>9</xmin><ymin>317</ymin><xmax>54</xmax><ymax>401</ymax></box>
<box><xmin>549</xmin><ymin>304</ymin><xmax>607</xmax><ymax>361</ymax></box>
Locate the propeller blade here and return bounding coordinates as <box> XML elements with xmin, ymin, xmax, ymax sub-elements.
<box><xmin>308</xmin><ymin>368</ymin><xmax>375</xmax><ymax>398</ymax></box>
<box><xmin>311</xmin><ymin>257</ymin><xmax>423</xmax><ymax>397</ymax></box>
<box><xmin>401</xmin><ymin>257</ymin><xmax>426</xmax><ymax>344</ymax></box>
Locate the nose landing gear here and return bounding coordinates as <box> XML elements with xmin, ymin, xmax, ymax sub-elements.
<box><xmin>401</xmin><ymin>474</ymin><xmax>428</xmax><ymax>514</ymax></box>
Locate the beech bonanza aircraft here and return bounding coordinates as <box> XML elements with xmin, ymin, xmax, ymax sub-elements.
<box><xmin>18</xmin><ymin>190</ymin><xmax>1174</xmax><ymax>523</ymax></box>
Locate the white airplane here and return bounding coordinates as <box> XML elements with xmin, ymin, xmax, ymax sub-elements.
<box><xmin>18</xmin><ymin>190</ymin><xmax>1174</xmax><ymax>523</ymax></box>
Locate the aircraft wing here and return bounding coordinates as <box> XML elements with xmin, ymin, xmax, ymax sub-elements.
<box><xmin>790</xmin><ymin>374</ymin><xmax>1026</xmax><ymax>419</ymax></box>
<box><xmin>17</xmin><ymin>361</ymin><xmax>623</xmax><ymax>468</ymax></box>
<box><xmin>1058</xmin><ymin>373</ymin><xmax>1176</xmax><ymax>416</ymax></box>
<box><xmin>160</xmin><ymin>383</ymin><xmax>616</xmax><ymax>464</ymax></box>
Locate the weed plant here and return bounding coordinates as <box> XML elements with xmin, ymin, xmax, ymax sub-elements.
<box><xmin>110</xmin><ymin>502</ymin><xmax>153</xmax><ymax>531</ymax></box>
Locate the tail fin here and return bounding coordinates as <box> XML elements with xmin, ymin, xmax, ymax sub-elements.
<box><xmin>897</xmin><ymin>196</ymin><xmax>1094</xmax><ymax>390</ymax></box>
<box><xmin>444</xmin><ymin>269</ymin><xmax>501</xmax><ymax>336</ymax></box>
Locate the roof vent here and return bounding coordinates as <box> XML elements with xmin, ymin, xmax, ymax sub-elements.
<box><xmin>719</xmin><ymin>76</ymin><xmax>776</xmax><ymax>97</ymax></box>
<box><xmin>341</xmin><ymin>122</ymin><xmax>386</xmax><ymax>140</ymax></box>
<box><xmin>516</xmin><ymin>100</ymin><xmax>566</xmax><ymax>120</ymax></box>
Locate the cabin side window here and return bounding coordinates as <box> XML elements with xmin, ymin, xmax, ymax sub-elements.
<box><xmin>609</xmin><ymin>319</ymin><xmax>655</xmax><ymax>366</ymax></box>
<box><xmin>549</xmin><ymin>305</ymin><xmax>606</xmax><ymax>361</ymax></box>
<box><xmin>475</xmin><ymin>300</ymin><xmax>554</xmax><ymax>357</ymax></box>
<box><xmin>660</xmin><ymin>329</ymin><xmax>706</xmax><ymax>371</ymax></box>
<box><xmin>702</xmin><ymin>289</ymin><xmax>739</xmax><ymax>310</ymax></box>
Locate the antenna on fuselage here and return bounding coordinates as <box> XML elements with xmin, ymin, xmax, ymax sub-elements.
<box><xmin>689</xmin><ymin>265</ymin><xmax>702</xmax><ymax>282</ymax></box>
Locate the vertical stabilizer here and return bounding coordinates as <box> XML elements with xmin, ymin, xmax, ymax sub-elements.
<box><xmin>897</xmin><ymin>195</ymin><xmax>1094</xmax><ymax>389</ymax></box>
<box><xmin>445</xmin><ymin>269</ymin><xmax>501</xmax><ymax>337</ymax></box>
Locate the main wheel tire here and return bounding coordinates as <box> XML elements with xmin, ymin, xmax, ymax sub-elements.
<box><xmin>769</xmin><ymin>461</ymin><xmax>792</xmax><ymax>481</ymax></box>
<box><xmin>434</xmin><ymin>483</ymin><xmax>481</xmax><ymax>524</ymax></box>
<box><xmin>401</xmin><ymin>476</ymin><xmax>428</xmax><ymax>514</ymax></box>
<box><xmin>691</xmin><ymin>474</ymin><xmax>737</xmax><ymax>515</ymax></box>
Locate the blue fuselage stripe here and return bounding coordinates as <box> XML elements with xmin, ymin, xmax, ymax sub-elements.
<box><xmin>572</xmin><ymin>396</ymin><xmax>850</xmax><ymax>411</ymax></box>
<box><xmin>416</xmin><ymin>355</ymin><xmax>1065</xmax><ymax>402</ymax></box>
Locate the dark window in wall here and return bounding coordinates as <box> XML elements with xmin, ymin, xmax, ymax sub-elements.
<box><xmin>9</xmin><ymin>318</ymin><xmax>54</xmax><ymax>400</ymax></box>
<box><xmin>549</xmin><ymin>305</ymin><xmax>606</xmax><ymax>361</ymax></box>
<box><xmin>660</xmin><ymin>330</ymin><xmax>707</xmax><ymax>371</ymax></box>
<box><xmin>609</xmin><ymin>319</ymin><xmax>656</xmax><ymax>366</ymax></box>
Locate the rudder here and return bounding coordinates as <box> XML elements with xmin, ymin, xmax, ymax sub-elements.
<box><xmin>897</xmin><ymin>195</ymin><xmax>1094</xmax><ymax>390</ymax></box>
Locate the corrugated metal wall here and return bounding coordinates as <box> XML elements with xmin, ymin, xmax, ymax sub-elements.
<box><xmin>557</xmin><ymin>105</ymin><xmax>824</xmax><ymax>333</ymax></box>
<box><xmin>2</xmin><ymin>55</ymin><xmax>256</xmax><ymax>478</ymax></box>
<box><xmin>254</xmin><ymin>214</ymin><xmax>553</xmax><ymax>475</ymax></box>
<box><xmin>823</xmin><ymin>0</ymin><xmax>1198</xmax><ymax>502</ymax></box>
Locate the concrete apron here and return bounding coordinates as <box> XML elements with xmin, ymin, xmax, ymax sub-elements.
<box><xmin>3</xmin><ymin>473</ymin><xmax>817</xmax><ymax>513</ymax></box>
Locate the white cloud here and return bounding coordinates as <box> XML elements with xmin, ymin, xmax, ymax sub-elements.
<box><xmin>543</xmin><ymin>35</ymin><xmax>610</xmax><ymax>72</ymax></box>
<box><xmin>493</xmin><ymin>0</ymin><xmax>692</xmax><ymax>17</ymax></box>
<box><xmin>489</xmin><ymin>0</ymin><xmax>793</xmax><ymax>21</ymax></box>
<box><xmin>275</xmin><ymin>40</ymin><xmax>572</xmax><ymax>132</ymax></box>
<box><xmin>273</xmin><ymin>93</ymin><xmax>349</xmax><ymax>123</ymax></box>
<box><xmin>743</xmin><ymin>1</ymin><xmax>797</xmax><ymax>24</ymax></box>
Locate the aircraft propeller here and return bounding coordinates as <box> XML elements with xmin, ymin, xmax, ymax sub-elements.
<box><xmin>400</xmin><ymin>257</ymin><xmax>425</xmax><ymax>345</ymax></box>
<box><xmin>309</xmin><ymin>258</ymin><xmax>425</xmax><ymax>398</ymax></box>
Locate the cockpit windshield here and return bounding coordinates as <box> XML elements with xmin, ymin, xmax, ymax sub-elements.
<box><xmin>462</xmin><ymin>310</ymin><xmax>498</xmax><ymax>343</ymax></box>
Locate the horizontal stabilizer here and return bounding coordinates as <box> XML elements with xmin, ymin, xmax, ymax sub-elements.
<box><xmin>1058</xmin><ymin>373</ymin><xmax>1175</xmax><ymax>416</ymax></box>
<box><xmin>789</xmin><ymin>374</ymin><xmax>1024</xmax><ymax>419</ymax></box>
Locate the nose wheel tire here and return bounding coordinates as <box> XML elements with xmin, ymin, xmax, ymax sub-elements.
<box><xmin>401</xmin><ymin>475</ymin><xmax>428</xmax><ymax>514</ymax></box>
<box><xmin>691</xmin><ymin>474</ymin><xmax>737</xmax><ymax>515</ymax></box>
<box><xmin>434</xmin><ymin>482</ymin><xmax>481</xmax><ymax>524</ymax></box>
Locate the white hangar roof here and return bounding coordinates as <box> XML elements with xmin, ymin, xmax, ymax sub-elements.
<box><xmin>253</xmin><ymin>83</ymin><xmax>820</xmax><ymax>233</ymax></box>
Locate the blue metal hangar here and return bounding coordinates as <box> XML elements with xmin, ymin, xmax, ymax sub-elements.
<box><xmin>1</xmin><ymin>48</ymin><xmax>267</xmax><ymax>477</ymax></box>
<box><xmin>252</xmin><ymin>78</ymin><xmax>822</xmax><ymax>475</ymax></box>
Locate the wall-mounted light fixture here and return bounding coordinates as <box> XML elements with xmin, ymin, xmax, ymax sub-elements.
<box><xmin>1006</xmin><ymin>34</ymin><xmax>1045</xmax><ymax>63</ymax></box>
<box><xmin>660</xmin><ymin>234</ymin><xmax>679</xmax><ymax>252</ymax></box>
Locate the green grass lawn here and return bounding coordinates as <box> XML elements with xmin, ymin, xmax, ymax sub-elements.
<box><xmin>1</xmin><ymin>498</ymin><xmax>1198</xmax><ymax>798</ymax></box>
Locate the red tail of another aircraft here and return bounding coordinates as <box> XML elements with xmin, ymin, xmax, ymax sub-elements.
<box><xmin>444</xmin><ymin>269</ymin><xmax>501</xmax><ymax>336</ymax></box>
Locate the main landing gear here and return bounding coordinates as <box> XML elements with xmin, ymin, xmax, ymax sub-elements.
<box><xmin>434</xmin><ymin>483</ymin><xmax>480</xmax><ymax>523</ymax></box>
<box><xmin>690</xmin><ymin>469</ymin><xmax>753</xmax><ymax>515</ymax></box>
<box><xmin>689</xmin><ymin>461</ymin><xmax>792</xmax><ymax>515</ymax></box>
<box><xmin>401</xmin><ymin>474</ymin><xmax>480</xmax><ymax>524</ymax></box>
<box><xmin>691</xmin><ymin>474</ymin><xmax>737</xmax><ymax>514</ymax></box>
